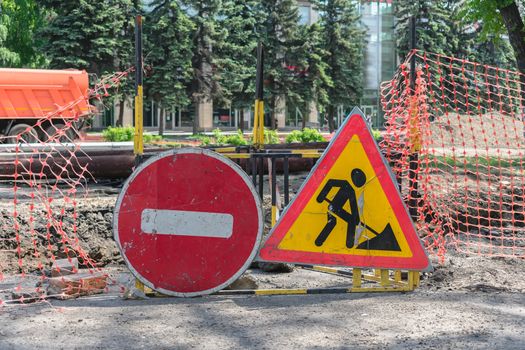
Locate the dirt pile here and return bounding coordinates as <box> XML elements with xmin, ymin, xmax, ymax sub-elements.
<box><xmin>0</xmin><ymin>196</ymin><xmax>120</xmax><ymax>274</ymax></box>
<box><xmin>427</xmin><ymin>112</ymin><xmax>524</xmax><ymax>150</ymax></box>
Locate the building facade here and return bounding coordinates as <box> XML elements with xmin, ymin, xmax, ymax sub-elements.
<box><xmin>359</xmin><ymin>0</ymin><xmax>396</xmax><ymax>128</ymax></box>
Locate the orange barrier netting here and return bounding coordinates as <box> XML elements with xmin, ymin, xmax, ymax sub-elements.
<box><xmin>0</xmin><ymin>70</ymin><xmax>129</xmax><ymax>305</ymax></box>
<box><xmin>381</xmin><ymin>50</ymin><xmax>525</xmax><ymax>260</ymax></box>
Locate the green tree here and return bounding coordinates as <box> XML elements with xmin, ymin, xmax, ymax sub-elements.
<box><xmin>145</xmin><ymin>0</ymin><xmax>194</xmax><ymax>135</ymax></box>
<box><xmin>181</xmin><ymin>0</ymin><xmax>225</xmax><ymax>133</ymax></box>
<box><xmin>1</xmin><ymin>0</ymin><xmax>46</xmax><ymax>67</ymax></box>
<box><xmin>394</xmin><ymin>0</ymin><xmax>463</xmax><ymax>59</ymax></box>
<box><xmin>259</xmin><ymin>0</ymin><xmax>302</xmax><ymax>130</ymax></box>
<box><xmin>460</xmin><ymin>1</ymin><xmax>525</xmax><ymax>75</ymax></box>
<box><xmin>113</xmin><ymin>1</ymin><xmax>142</xmax><ymax>127</ymax></box>
<box><xmin>0</xmin><ymin>5</ymin><xmax>19</xmax><ymax>66</ymax></box>
<box><xmin>316</xmin><ymin>0</ymin><xmax>365</xmax><ymax>132</ymax></box>
<box><xmin>293</xmin><ymin>22</ymin><xmax>331</xmax><ymax>129</ymax></box>
<box><xmin>39</xmin><ymin>0</ymin><xmax>136</xmax><ymax>77</ymax></box>
<box><xmin>215</xmin><ymin>0</ymin><xmax>261</xmax><ymax>130</ymax></box>
<box><xmin>395</xmin><ymin>0</ymin><xmax>514</xmax><ymax>68</ymax></box>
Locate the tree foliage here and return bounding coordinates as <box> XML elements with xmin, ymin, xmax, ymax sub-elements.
<box><xmin>180</xmin><ymin>0</ymin><xmax>226</xmax><ymax>132</ymax></box>
<box><xmin>316</xmin><ymin>0</ymin><xmax>365</xmax><ymax>132</ymax></box>
<box><xmin>460</xmin><ymin>0</ymin><xmax>524</xmax><ymax>75</ymax></box>
<box><xmin>395</xmin><ymin>0</ymin><xmax>516</xmax><ymax>68</ymax></box>
<box><xmin>215</xmin><ymin>0</ymin><xmax>261</xmax><ymax>110</ymax></box>
<box><xmin>0</xmin><ymin>8</ymin><xmax>19</xmax><ymax>67</ymax></box>
<box><xmin>0</xmin><ymin>0</ymin><xmax>46</xmax><ymax>67</ymax></box>
<box><xmin>293</xmin><ymin>22</ymin><xmax>331</xmax><ymax>128</ymax></box>
<box><xmin>259</xmin><ymin>0</ymin><xmax>302</xmax><ymax>129</ymax></box>
<box><xmin>0</xmin><ymin>0</ymin><xmax>47</xmax><ymax>67</ymax></box>
<box><xmin>39</xmin><ymin>0</ymin><xmax>137</xmax><ymax>76</ymax></box>
<box><xmin>459</xmin><ymin>0</ymin><xmax>514</xmax><ymax>41</ymax></box>
<box><xmin>395</xmin><ymin>0</ymin><xmax>463</xmax><ymax>58</ymax></box>
<box><xmin>145</xmin><ymin>0</ymin><xmax>194</xmax><ymax>109</ymax></box>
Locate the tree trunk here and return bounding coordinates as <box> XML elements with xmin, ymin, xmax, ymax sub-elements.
<box><xmin>301</xmin><ymin>104</ymin><xmax>307</xmax><ymax>130</ymax></box>
<box><xmin>499</xmin><ymin>2</ymin><xmax>525</xmax><ymax>76</ymax></box>
<box><xmin>239</xmin><ymin>108</ymin><xmax>244</xmax><ymax>131</ymax></box>
<box><xmin>117</xmin><ymin>98</ymin><xmax>125</xmax><ymax>127</ymax></box>
<box><xmin>499</xmin><ymin>1</ymin><xmax>525</xmax><ymax>137</ymax></box>
<box><xmin>327</xmin><ymin>105</ymin><xmax>335</xmax><ymax>133</ymax></box>
<box><xmin>270</xmin><ymin>96</ymin><xmax>276</xmax><ymax>130</ymax></box>
<box><xmin>193</xmin><ymin>100</ymin><xmax>199</xmax><ymax>135</ymax></box>
<box><xmin>159</xmin><ymin>108</ymin><xmax>165</xmax><ymax>137</ymax></box>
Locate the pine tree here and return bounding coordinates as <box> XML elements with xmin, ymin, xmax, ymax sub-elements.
<box><xmin>293</xmin><ymin>22</ymin><xmax>331</xmax><ymax>129</ymax></box>
<box><xmin>181</xmin><ymin>0</ymin><xmax>225</xmax><ymax>133</ymax></box>
<box><xmin>316</xmin><ymin>0</ymin><xmax>365</xmax><ymax>132</ymax></box>
<box><xmin>145</xmin><ymin>0</ymin><xmax>194</xmax><ymax>135</ymax></box>
<box><xmin>259</xmin><ymin>0</ymin><xmax>302</xmax><ymax>129</ymax></box>
<box><xmin>215</xmin><ymin>0</ymin><xmax>262</xmax><ymax>129</ymax></box>
<box><xmin>395</xmin><ymin>0</ymin><xmax>467</xmax><ymax>59</ymax></box>
<box><xmin>39</xmin><ymin>0</ymin><xmax>136</xmax><ymax>76</ymax></box>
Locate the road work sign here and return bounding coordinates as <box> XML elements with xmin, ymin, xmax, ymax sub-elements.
<box><xmin>259</xmin><ymin>109</ymin><xmax>431</xmax><ymax>271</ymax></box>
<box><xmin>114</xmin><ymin>148</ymin><xmax>263</xmax><ymax>297</ymax></box>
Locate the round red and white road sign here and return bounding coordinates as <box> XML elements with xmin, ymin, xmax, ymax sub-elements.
<box><xmin>114</xmin><ymin>148</ymin><xmax>263</xmax><ymax>297</ymax></box>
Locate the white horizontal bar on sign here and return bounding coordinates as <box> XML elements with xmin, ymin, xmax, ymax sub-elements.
<box><xmin>141</xmin><ymin>209</ymin><xmax>234</xmax><ymax>239</ymax></box>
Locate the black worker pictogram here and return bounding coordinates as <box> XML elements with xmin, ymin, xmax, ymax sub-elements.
<box><xmin>315</xmin><ymin>168</ymin><xmax>401</xmax><ymax>251</ymax></box>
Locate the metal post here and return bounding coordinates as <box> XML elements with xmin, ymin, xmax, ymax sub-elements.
<box><xmin>408</xmin><ymin>16</ymin><xmax>419</xmax><ymax>220</ymax></box>
<box><xmin>134</xmin><ymin>15</ymin><xmax>144</xmax><ymax>166</ymax></box>
<box><xmin>251</xmin><ymin>156</ymin><xmax>257</xmax><ymax>187</ymax></box>
<box><xmin>409</xmin><ymin>16</ymin><xmax>417</xmax><ymax>92</ymax></box>
<box><xmin>133</xmin><ymin>15</ymin><xmax>146</xmax><ymax>297</ymax></box>
<box><xmin>253</xmin><ymin>42</ymin><xmax>265</xmax><ymax>148</ymax></box>
<box><xmin>271</xmin><ymin>157</ymin><xmax>277</xmax><ymax>226</ymax></box>
<box><xmin>284</xmin><ymin>157</ymin><xmax>290</xmax><ymax>206</ymax></box>
<box><xmin>258</xmin><ymin>156</ymin><xmax>264</xmax><ymax>199</ymax></box>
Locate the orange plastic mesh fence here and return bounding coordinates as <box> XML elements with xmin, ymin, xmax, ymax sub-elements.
<box><xmin>381</xmin><ymin>50</ymin><xmax>525</xmax><ymax>260</ymax></box>
<box><xmin>0</xmin><ymin>71</ymin><xmax>129</xmax><ymax>305</ymax></box>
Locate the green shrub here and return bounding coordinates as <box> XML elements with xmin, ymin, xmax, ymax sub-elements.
<box><xmin>189</xmin><ymin>133</ymin><xmax>212</xmax><ymax>146</ymax></box>
<box><xmin>301</xmin><ymin>128</ymin><xmax>325</xmax><ymax>142</ymax></box>
<box><xmin>102</xmin><ymin>126</ymin><xmax>134</xmax><ymax>142</ymax></box>
<box><xmin>285</xmin><ymin>128</ymin><xmax>325</xmax><ymax>143</ymax></box>
<box><xmin>285</xmin><ymin>130</ymin><xmax>302</xmax><ymax>143</ymax></box>
<box><xmin>224</xmin><ymin>130</ymin><xmax>249</xmax><ymax>146</ymax></box>
<box><xmin>143</xmin><ymin>134</ymin><xmax>163</xmax><ymax>143</ymax></box>
<box><xmin>102</xmin><ymin>126</ymin><xmax>163</xmax><ymax>143</ymax></box>
<box><xmin>263</xmin><ymin>128</ymin><xmax>280</xmax><ymax>144</ymax></box>
<box><xmin>191</xmin><ymin>129</ymin><xmax>248</xmax><ymax>146</ymax></box>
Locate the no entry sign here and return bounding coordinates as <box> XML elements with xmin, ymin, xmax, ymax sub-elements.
<box><xmin>114</xmin><ymin>148</ymin><xmax>263</xmax><ymax>297</ymax></box>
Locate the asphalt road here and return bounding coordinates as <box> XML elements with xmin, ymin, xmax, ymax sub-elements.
<box><xmin>1</xmin><ymin>289</ymin><xmax>523</xmax><ymax>350</ymax></box>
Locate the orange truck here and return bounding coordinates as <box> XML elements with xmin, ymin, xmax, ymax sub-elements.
<box><xmin>0</xmin><ymin>68</ymin><xmax>91</xmax><ymax>142</ymax></box>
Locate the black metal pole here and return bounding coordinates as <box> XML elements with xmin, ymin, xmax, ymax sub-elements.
<box><xmin>258</xmin><ymin>156</ymin><xmax>264</xmax><ymax>199</ymax></box>
<box><xmin>409</xmin><ymin>16</ymin><xmax>416</xmax><ymax>92</ymax></box>
<box><xmin>255</xmin><ymin>42</ymin><xmax>264</xmax><ymax>101</ymax></box>
<box><xmin>408</xmin><ymin>16</ymin><xmax>419</xmax><ymax>220</ymax></box>
<box><xmin>284</xmin><ymin>157</ymin><xmax>289</xmax><ymax>206</ymax></box>
<box><xmin>135</xmin><ymin>16</ymin><xmax>143</xmax><ymax>91</ymax></box>
<box><xmin>254</xmin><ymin>42</ymin><xmax>265</xmax><ymax>147</ymax></box>
<box><xmin>134</xmin><ymin>15</ymin><xmax>144</xmax><ymax>167</ymax></box>
<box><xmin>251</xmin><ymin>156</ymin><xmax>257</xmax><ymax>187</ymax></box>
<box><xmin>271</xmin><ymin>158</ymin><xmax>277</xmax><ymax>224</ymax></box>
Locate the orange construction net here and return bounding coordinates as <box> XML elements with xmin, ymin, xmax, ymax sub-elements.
<box><xmin>0</xmin><ymin>70</ymin><xmax>129</xmax><ymax>305</ymax></box>
<box><xmin>381</xmin><ymin>50</ymin><xmax>525</xmax><ymax>260</ymax></box>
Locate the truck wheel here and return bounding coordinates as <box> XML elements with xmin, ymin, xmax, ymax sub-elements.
<box><xmin>44</xmin><ymin>123</ymin><xmax>74</xmax><ymax>142</ymax></box>
<box><xmin>6</xmin><ymin>124</ymin><xmax>39</xmax><ymax>144</ymax></box>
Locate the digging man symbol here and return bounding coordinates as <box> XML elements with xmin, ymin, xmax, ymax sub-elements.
<box><xmin>315</xmin><ymin>168</ymin><xmax>401</xmax><ymax>251</ymax></box>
